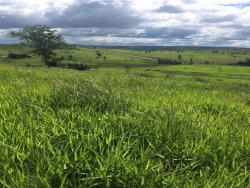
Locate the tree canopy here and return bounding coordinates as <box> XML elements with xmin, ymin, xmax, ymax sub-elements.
<box><xmin>9</xmin><ymin>25</ymin><xmax>65</xmax><ymax>67</ymax></box>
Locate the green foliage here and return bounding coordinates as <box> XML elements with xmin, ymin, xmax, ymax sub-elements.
<box><xmin>238</xmin><ymin>58</ymin><xmax>250</xmax><ymax>66</ymax></box>
<box><xmin>65</xmin><ymin>63</ymin><xmax>90</xmax><ymax>71</ymax></box>
<box><xmin>8</xmin><ymin>53</ymin><xmax>31</xmax><ymax>59</ymax></box>
<box><xmin>157</xmin><ymin>58</ymin><xmax>179</xmax><ymax>65</ymax></box>
<box><xmin>2</xmin><ymin>45</ymin><xmax>250</xmax><ymax>68</ymax></box>
<box><xmin>9</xmin><ymin>25</ymin><xmax>65</xmax><ymax>67</ymax></box>
<box><xmin>96</xmin><ymin>50</ymin><xmax>102</xmax><ymax>58</ymax></box>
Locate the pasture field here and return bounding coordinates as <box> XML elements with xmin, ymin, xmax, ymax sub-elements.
<box><xmin>101</xmin><ymin>47</ymin><xmax>250</xmax><ymax>65</ymax></box>
<box><xmin>0</xmin><ymin>45</ymin><xmax>250</xmax><ymax>187</ymax></box>
<box><xmin>0</xmin><ymin>45</ymin><xmax>153</xmax><ymax>68</ymax></box>
<box><xmin>1</xmin><ymin>45</ymin><xmax>250</xmax><ymax>68</ymax></box>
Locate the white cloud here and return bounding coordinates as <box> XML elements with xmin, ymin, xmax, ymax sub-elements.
<box><xmin>0</xmin><ymin>0</ymin><xmax>250</xmax><ymax>47</ymax></box>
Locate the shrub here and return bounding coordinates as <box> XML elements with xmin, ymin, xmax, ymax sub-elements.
<box><xmin>8</xmin><ymin>53</ymin><xmax>31</xmax><ymax>59</ymax></box>
<box><xmin>204</xmin><ymin>60</ymin><xmax>210</xmax><ymax>64</ymax></box>
<box><xmin>103</xmin><ymin>56</ymin><xmax>107</xmax><ymax>62</ymax></box>
<box><xmin>46</xmin><ymin>56</ymin><xmax>66</xmax><ymax>67</ymax></box>
<box><xmin>190</xmin><ymin>58</ymin><xmax>193</xmax><ymax>64</ymax></box>
<box><xmin>48</xmin><ymin>60</ymin><xmax>58</xmax><ymax>67</ymax></box>
<box><xmin>238</xmin><ymin>60</ymin><xmax>250</xmax><ymax>66</ymax></box>
<box><xmin>96</xmin><ymin>51</ymin><xmax>102</xmax><ymax>58</ymax></box>
<box><xmin>238</xmin><ymin>58</ymin><xmax>250</xmax><ymax>66</ymax></box>
<box><xmin>66</xmin><ymin>63</ymin><xmax>90</xmax><ymax>71</ymax></box>
<box><xmin>68</xmin><ymin>55</ymin><xmax>73</xmax><ymax>60</ymax></box>
<box><xmin>157</xmin><ymin>58</ymin><xmax>180</xmax><ymax>65</ymax></box>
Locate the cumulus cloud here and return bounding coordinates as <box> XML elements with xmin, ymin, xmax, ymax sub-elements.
<box><xmin>138</xmin><ymin>27</ymin><xmax>198</xmax><ymax>38</ymax></box>
<box><xmin>46</xmin><ymin>1</ymin><xmax>142</xmax><ymax>28</ymax></box>
<box><xmin>60</xmin><ymin>26</ymin><xmax>198</xmax><ymax>39</ymax></box>
<box><xmin>201</xmin><ymin>14</ymin><xmax>236</xmax><ymax>23</ymax></box>
<box><xmin>60</xmin><ymin>28</ymin><xmax>143</xmax><ymax>38</ymax></box>
<box><xmin>0</xmin><ymin>0</ymin><xmax>250</xmax><ymax>47</ymax></box>
<box><xmin>156</xmin><ymin>5</ymin><xmax>185</xmax><ymax>13</ymax></box>
<box><xmin>0</xmin><ymin>13</ymin><xmax>44</xmax><ymax>28</ymax></box>
<box><xmin>0</xmin><ymin>0</ymin><xmax>141</xmax><ymax>29</ymax></box>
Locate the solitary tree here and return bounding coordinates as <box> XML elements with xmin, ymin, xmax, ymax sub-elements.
<box><xmin>178</xmin><ymin>54</ymin><xmax>182</xmax><ymax>63</ymax></box>
<box><xmin>103</xmin><ymin>56</ymin><xmax>107</xmax><ymax>62</ymax></box>
<box><xmin>9</xmin><ymin>25</ymin><xmax>65</xmax><ymax>67</ymax></box>
<box><xmin>96</xmin><ymin>50</ymin><xmax>102</xmax><ymax>58</ymax></box>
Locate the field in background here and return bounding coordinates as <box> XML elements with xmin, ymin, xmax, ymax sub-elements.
<box><xmin>1</xmin><ymin>45</ymin><xmax>250</xmax><ymax>68</ymax></box>
<box><xmin>0</xmin><ymin>45</ymin><xmax>249</xmax><ymax>187</ymax></box>
<box><xmin>103</xmin><ymin>47</ymin><xmax>250</xmax><ymax>65</ymax></box>
<box><xmin>0</xmin><ymin>45</ymin><xmax>154</xmax><ymax>68</ymax></box>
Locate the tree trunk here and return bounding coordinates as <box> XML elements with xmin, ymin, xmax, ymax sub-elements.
<box><xmin>44</xmin><ymin>56</ymin><xmax>50</xmax><ymax>68</ymax></box>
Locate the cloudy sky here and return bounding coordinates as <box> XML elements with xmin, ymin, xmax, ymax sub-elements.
<box><xmin>0</xmin><ymin>0</ymin><xmax>250</xmax><ymax>47</ymax></box>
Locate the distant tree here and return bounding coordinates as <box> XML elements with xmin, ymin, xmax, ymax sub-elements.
<box><xmin>96</xmin><ymin>50</ymin><xmax>102</xmax><ymax>58</ymax></box>
<box><xmin>103</xmin><ymin>56</ymin><xmax>107</xmax><ymax>62</ymax></box>
<box><xmin>190</xmin><ymin>55</ymin><xmax>193</xmax><ymax>64</ymax></box>
<box><xmin>68</xmin><ymin>55</ymin><xmax>73</xmax><ymax>60</ymax></box>
<box><xmin>9</xmin><ymin>25</ymin><xmax>65</xmax><ymax>67</ymax></box>
<box><xmin>204</xmin><ymin>60</ymin><xmax>210</xmax><ymax>64</ymax></box>
<box><xmin>190</xmin><ymin>58</ymin><xmax>193</xmax><ymax>64</ymax></box>
<box><xmin>178</xmin><ymin>54</ymin><xmax>182</xmax><ymax>63</ymax></box>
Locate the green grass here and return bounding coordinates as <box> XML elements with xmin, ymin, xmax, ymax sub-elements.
<box><xmin>103</xmin><ymin>48</ymin><xmax>250</xmax><ymax>65</ymax></box>
<box><xmin>56</xmin><ymin>48</ymin><xmax>152</xmax><ymax>67</ymax></box>
<box><xmin>0</xmin><ymin>46</ymin><xmax>153</xmax><ymax>68</ymax></box>
<box><xmin>1</xmin><ymin>45</ymin><xmax>250</xmax><ymax>68</ymax></box>
<box><xmin>0</xmin><ymin>62</ymin><xmax>249</xmax><ymax>187</ymax></box>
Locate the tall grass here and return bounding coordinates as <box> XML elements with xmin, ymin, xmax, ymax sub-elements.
<box><xmin>0</xmin><ymin>64</ymin><xmax>249</xmax><ymax>187</ymax></box>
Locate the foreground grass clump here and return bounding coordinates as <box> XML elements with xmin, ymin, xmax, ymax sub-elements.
<box><xmin>0</xmin><ymin>64</ymin><xmax>249</xmax><ymax>187</ymax></box>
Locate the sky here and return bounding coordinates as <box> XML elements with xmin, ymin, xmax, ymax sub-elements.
<box><xmin>0</xmin><ymin>0</ymin><xmax>250</xmax><ymax>47</ymax></box>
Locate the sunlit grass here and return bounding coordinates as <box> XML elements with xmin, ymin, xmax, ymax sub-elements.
<box><xmin>0</xmin><ymin>63</ymin><xmax>249</xmax><ymax>187</ymax></box>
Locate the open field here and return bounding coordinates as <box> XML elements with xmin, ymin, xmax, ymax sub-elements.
<box><xmin>0</xmin><ymin>45</ymin><xmax>154</xmax><ymax>68</ymax></box>
<box><xmin>0</xmin><ymin>45</ymin><xmax>250</xmax><ymax>187</ymax></box>
<box><xmin>1</xmin><ymin>45</ymin><xmax>250</xmax><ymax>68</ymax></box>
<box><xmin>102</xmin><ymin>47</ymin><xmax>250</xmax><ymax>65</ymax></box>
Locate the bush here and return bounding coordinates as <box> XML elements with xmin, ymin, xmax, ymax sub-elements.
<box><xmin>8</xmin><ymin>53</ymin><xmax>31</xmax><ymax>59</ymax></box>
<box><xmin>68</xmin><ymin>55</ymin><xmax>73</xmax><ymax>60</ymax></box>
<box><xmin>48</xmin><ymin>60</ymin><xmax>58</xmax><ymax>67</ymax></box>
<box><xmin>47</xmin><ymin>56</ymin><xmax>66</xmax><ymax>67</ymax></box>
<box><xmin>204</xmin><ymin>60</ymin><xmax>210</xmax><ymax>64</ymax></box>
<box><xmin>96</xmin><ymin>51</ymin><xmax>102</xmax><ymax>58</ymax></box>
<box><xmin>66</xmin><ymin>63</ymin><xmax>90</xmax><ymax>71</ymax></box>
<box><xmin>238</xmin><ymin>60</ymin><xmax>250</xmax><ymax>66</ymax></box>
<box><xmin>157</xmin><ymin>58</ymin><xmax>180</xmax><ymax>65</ymax></box>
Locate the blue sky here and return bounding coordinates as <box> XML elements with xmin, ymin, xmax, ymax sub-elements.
<box><xmin>0</xmin><ymin>0</ymin><xmax>250</xmax><ymax>47</ymax></box>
